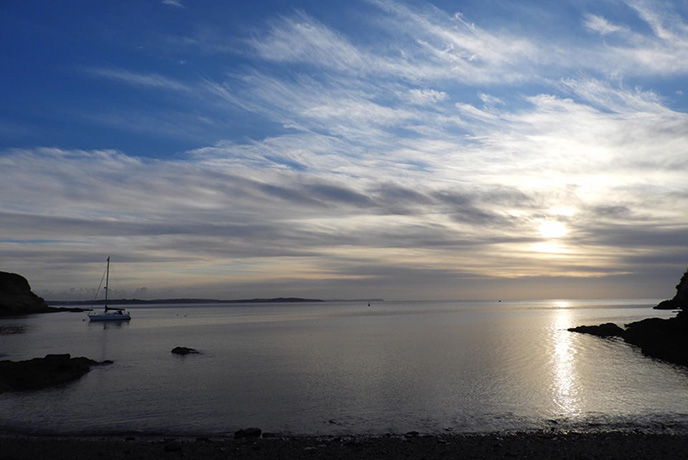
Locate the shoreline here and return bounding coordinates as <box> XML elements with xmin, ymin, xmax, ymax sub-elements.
<box><xmin>4</xmin><ymin>430</ymin><xmax>688</xmax><ymax>459</ymax></box>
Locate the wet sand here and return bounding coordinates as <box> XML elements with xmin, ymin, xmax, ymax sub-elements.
<box><xmin>3</xmin><ymin>431</ymin><xmax>688</xmax><ymax>459</ymax></box>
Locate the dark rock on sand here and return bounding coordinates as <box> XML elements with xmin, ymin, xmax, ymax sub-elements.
<box><xmin>234</xmin><ymin>427</ymin><xmax>262</xmax><ymax>439</ymax></box>
<box><xmin>171</xmin><ymin>346</ymin><xmax>200</xmax><ymax>355</ymax></box>
<box><xmin>0</xmin><ymin>271</ymin><xmax>52</xmax><ymax>316</ymax></box>
<box><xmin>0</xmin><ymin>354</ymin><xmax>112</xmax><ymax>392</ymax></box>
<box><xmin>163</xmin><ymin>442</ymin><xmax>183</xmax><ymax>452</ymax></box>
<box><xmin>568</xmin><ymin>323</ymin><xmax>625</xmax><ymax>337</ymax></box>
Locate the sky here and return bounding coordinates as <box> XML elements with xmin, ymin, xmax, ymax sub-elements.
<box><xmin>1</xmin><ymin>0</ymin><xmax>687</xmax><ymax>301</ymax></box>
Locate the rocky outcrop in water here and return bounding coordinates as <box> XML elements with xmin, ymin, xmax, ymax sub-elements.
<box><xmin>622</xmin><ymin>316</ymin><xmax>688</xmax><ymax>366</ymax></box>
<box><xmin>0</xmin><ymin>271</ymin><xmax>53</xmax><ymax>317</ymax></box>
<box><xmin>171</xmin><ymin>346</ymin><xmax>200</xmax><ymax>355</ymax></box>
<box><xmin>0</xmin><ymin>354</ymin><xmax>112</xmax><ymax>392</ymax></box>
<box><xmin>569</xmin><ymin>267</ymin><xmax>688</xmax><ymax>366</ymax></box>
<box><xmin>567</xmin><ymin>323</ymin><xmax>625</xmax><ymax>337</ymax></box>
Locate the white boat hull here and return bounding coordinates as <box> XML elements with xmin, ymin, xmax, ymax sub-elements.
<box><xmin>88</xmin><ymin>312</ymin><xmax>131</xmax><ymax>321</ymax></box>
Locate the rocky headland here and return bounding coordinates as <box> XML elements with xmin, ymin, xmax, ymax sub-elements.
<box><xmin>654</xmin><ymin>269</ymin><xmax>688</xmax><ymax>310</ymax></box>
<box><xmin>569</xmin><ymin>268</ymin><xmax>688</xmax><ymax>366</ymax></box>
<box><xmin>0</xmin><ymin>271</ymin><xmax>54</xmax><ymax>316</ymax></box>
<box><xmin>0</xmin><ymin>270</ymin><xmax>87</xmax><ymax>317</ymax></box>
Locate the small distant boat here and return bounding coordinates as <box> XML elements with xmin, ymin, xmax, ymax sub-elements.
<box><xmin>88</xmin><ymin>257</ymin><xmax>131</xmax><ymax>322</ymax></box>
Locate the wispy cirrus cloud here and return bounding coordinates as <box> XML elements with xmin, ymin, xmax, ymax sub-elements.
<box><xmin>583</xmin><ymin>14</ymin><xmax>628</xmax><ymax>35</ymax></box>
<box><xmin>84</xmin><ymin>67</ymin><xmax>192</xmax><ymax>92</ymax></box>
<box><xmin>248</xmin><ymin>5</ymin><xmax>537</xmax><ymax>84</ymax></box>
<box><xmin>161</xmin><ymin>0</ymin><xmax>185</xmax><ymax>8</ymax></box>
<box><xmin>405</xmin><ymin>88</ymin><xmax>448</xmax><ymax>106</ymax></box>
<box><xmin>368</xmin><ymin>0</ymin><xmax>539</xmax><ymax>83</ymax></box>
<box><xmin>583</xmin><ymin>0</ymin><xmax>688</xmax><ymax>76</ymax></box>
<box><xmin>248</xmin><ymin>11</ymin><xmax>370</xmax><ymax>74</ymax></box>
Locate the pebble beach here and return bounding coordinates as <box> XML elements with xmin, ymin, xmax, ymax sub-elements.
<box><xmin>3</xmin><ymin>431</ymin><xmax>688</xmax><ymax>460</ymax></box>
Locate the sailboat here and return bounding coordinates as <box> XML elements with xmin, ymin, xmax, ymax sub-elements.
<box><xmin>88</xmin><ymin>257</ymin><xmax>131</xmax><ymax>322</ymax></box>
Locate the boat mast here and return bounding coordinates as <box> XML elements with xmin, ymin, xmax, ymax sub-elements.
<box><xmin>104</xmin><ymin>257</ymin><xmax>110</xmax><ymax>311</ymax></box>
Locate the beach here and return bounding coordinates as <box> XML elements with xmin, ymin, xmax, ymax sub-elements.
<box><xmin>3</xmin><ymin>431</ymin><xmax>688</xmax><ymax>459</ymax></box>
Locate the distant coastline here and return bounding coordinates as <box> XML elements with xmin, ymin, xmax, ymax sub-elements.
<box><xmin>47</xmin><ymin>297</ymin><xmax>325</xmax><ymax>306</ymax></box>
<box><xmin>47</xmin><ymin>297</ymin><xmax>385</xmax><ymax>306</ymax></box>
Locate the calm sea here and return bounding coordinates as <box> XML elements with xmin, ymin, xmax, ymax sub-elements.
<box><xmin>1</xmin><ymin>299</ymin><xmax>687</xmax><ymax>436</ymax></box>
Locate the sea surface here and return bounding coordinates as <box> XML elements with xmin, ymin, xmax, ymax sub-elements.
<box><xmin>1</xmin><ymin>299</ymin><xmax>688</xmax><ymax>436</ymax></box>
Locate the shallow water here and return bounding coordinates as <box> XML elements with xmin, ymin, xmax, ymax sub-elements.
<box><xmin>1</xmin><ymin>299</ymin><xmax>687</xmax><ymax>435</ymax></box>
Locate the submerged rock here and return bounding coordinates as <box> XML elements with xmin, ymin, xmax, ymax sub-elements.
<box><xmin>171</xmin><ymin>346</ymin><xmax>200</xmax><ymax>355</ymax></box>
<box><xmin>0</xmin><ymin>354</ymin><xmax>112</xmax><ymax>392</ymax></box>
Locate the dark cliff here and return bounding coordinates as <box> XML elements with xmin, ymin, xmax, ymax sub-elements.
<box><xmin>654</xmin><ymin>268</ymin><xmax>688</xmax><ymax>310</ymax></box>
<box><xmin>0</xmin><ymin>271</ymin><xmax>53</xmax><ymax>316</ymax></box>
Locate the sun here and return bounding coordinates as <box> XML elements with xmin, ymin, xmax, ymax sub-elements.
<box><xmin>539</xmin><ymin>221</ymin><xmax>568</xmax><ymax>239</ymax></box>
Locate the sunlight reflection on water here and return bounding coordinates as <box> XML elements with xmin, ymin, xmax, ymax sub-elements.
<box><xmin>551</xmin><ymin>307</ymin><xmax>581</xmax><ymax>417</ymax></box>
